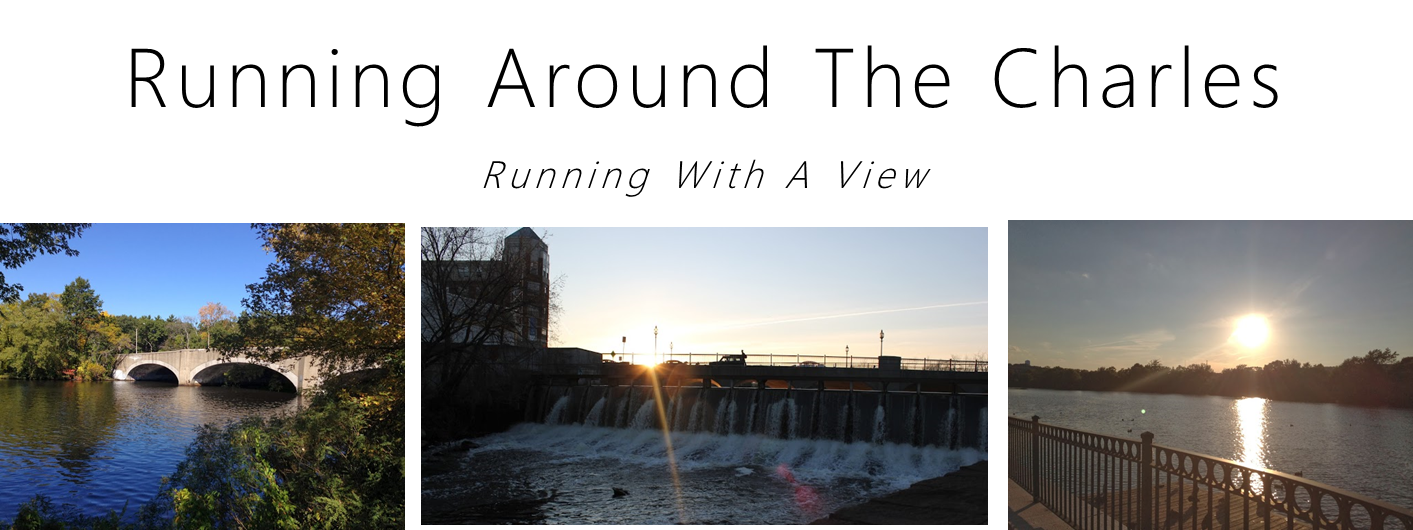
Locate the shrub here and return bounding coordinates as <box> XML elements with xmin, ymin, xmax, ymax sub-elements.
<box><xmin>157</xmin><ymin>376</ymin><xmax>404</xmax><ymax>529</ymax></box>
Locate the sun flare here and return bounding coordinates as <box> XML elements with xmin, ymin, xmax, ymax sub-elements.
<box><xmin>1233</xmin><ymin>315</ymin><xmax>1270</xmax><ymax>348</ymax></box>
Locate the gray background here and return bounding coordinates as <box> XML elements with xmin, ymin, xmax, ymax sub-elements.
<box><xmin>0</xmin><ymin>1</ymin><xmax>1407</xmax><ymax>528</ymax></box>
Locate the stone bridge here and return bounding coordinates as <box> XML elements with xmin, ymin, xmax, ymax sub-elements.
<box><xmin>112</xmin><ymin>349</ymin><xmax>323</xmax><ymax>392</ymax></box>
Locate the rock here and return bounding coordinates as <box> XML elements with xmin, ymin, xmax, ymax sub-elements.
<box><xmin>613</xmin><ymin>487</ymin><xmax>630</xmax><ymax>498</ymax></box>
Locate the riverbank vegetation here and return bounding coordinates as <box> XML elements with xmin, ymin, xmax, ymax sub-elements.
<box><xmin>0</xmin><ymin>280</ymin><xmax>241</xmax><ymax>381</ymax></box>
<box><xmin>1009</xmin><ymin>348</ymin><xmax>1413</xmax><ymax>408</ymax></box>
<box><xmin>2</xmin><ymin>223</ymin><xmax>405</xmax><ymax>528</ymax></box>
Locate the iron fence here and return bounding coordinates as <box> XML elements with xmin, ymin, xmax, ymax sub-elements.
<box><xmin>1009</xmin><ymin>416</ymin><xmax>1413</xmax><ymax>530</ymax></box>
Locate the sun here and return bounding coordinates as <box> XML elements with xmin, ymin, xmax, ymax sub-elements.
<box><xmin>1232</xmin><ymin>315</ymin><xmax>1270</xmax><ymax>348</ymax></box>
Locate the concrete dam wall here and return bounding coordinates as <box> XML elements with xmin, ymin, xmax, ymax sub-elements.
<box><xmin>527</xmin><ymin>384</ymin><xmax>987</xmax><ymax>449</ymax></box>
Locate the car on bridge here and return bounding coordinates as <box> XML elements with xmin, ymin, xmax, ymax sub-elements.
<box><xmin>796</xmin><ymin>361</ymin><xmax>824</xmax><ymax>368</ymax></box>
<box><xmin>710</xmin><ymin>354</ymin><xmax>747</xmax><ymax>366</ymax></box>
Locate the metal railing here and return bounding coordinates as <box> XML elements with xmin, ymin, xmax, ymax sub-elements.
<box><xmin>601</xmin><ymin>352</ymin><xmax>987</xmax><ymax>372</ymax></box>
<box><xmin>1009</xmin><ymin>416</ymin><xmax>1413</xmax><ymax>530</ymax></box>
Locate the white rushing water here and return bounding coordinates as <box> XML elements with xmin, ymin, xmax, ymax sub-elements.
<box><xmin>545</xmin><ymin>395</ymin><xmax>571</xmax><ymax>425</ymax></box>
<box><xmin>582</xmin><ymin>397</ymin><xmax>606</xmax><ymax>427</ymax></box>
<box><xmin>628</xmin><ymin>399</ymin><xmax>657</xmax><ymax>430</ymax></box>
<box><xmin>462</xmin><ymin>422</ymin><xmax>986</xmax><ymax>492</ymax></box>
<box><xmin>426</xmin><ymin>389</ymin><xmax>990</xmax><ymax>524</ymax></box>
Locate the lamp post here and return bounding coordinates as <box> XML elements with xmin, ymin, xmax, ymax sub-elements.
<box><xmin>879</xmin><ymin>330</ymin><xmax>884</xmax><ymax>357</ymax></box>
<box><xmin>622</xmin><ymin>336</ymin><xmax>627</xmax><ymax>364</ymax></box>
<box><xmin>846</xmin><ymin>345</ymin><xmax>850</xmax><ymax>368</ymax></box>
<box><xmin>654</xmin><ymin>325</ymin><xmax>659</xmax><ymax>364</ymax></box>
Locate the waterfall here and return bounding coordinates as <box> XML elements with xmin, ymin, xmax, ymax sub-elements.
<box><xmin>979</xmin><ymin>406</ymin><xmax>988</xmax><ymax>452</ymax></box>
<box><xmin>907</xmin><ymin>402</ymin><xmax>918</xmax><ymax>446</ymax></box>
<box><xmin>688</xmin><ymin>399</ymin><xmax>705</xmax><ymax>432</ymax></box>
<box><xmin>530</xmin><ymin>386</ymin><xmax>984</xmax><ymax>450</ymax></box>
<box><xmin>583</xmin><ymin>397</ymin><xmax>606</xmax><ymax>427</ymax></box>
<box><xmin>546</xmin><ymin>396</ymin><xmax>570</xmax><ymax>425</ymax></box>
<box><xmin>837</xmin><ymin>402</ymin><xmax>851</xmax><ymax>441</ymax></box>
<box><xmin>479</xmin><ymin>422</ymin><xmax>988</xmax><ymax>494</ymax></box>
<box><xmin>745</xmin><ymin>392</ymin><xmax>760</xmax><ymax>435</ymax></box>
<box><xmin>629</xmin><ymin>399</ymin><xmax>657</xmax><ymax>430</ymax></box>
<box><xmin>616</xmin><ymin>387</ymin><xmax>633</xmax><ymax>428</ymax></box>
<box><xmin>715</xmin><ymin>395</ymin><xmax>732</xmax><ymax>435</ymax></box>
<box><xmin>941</xmin><ymin>403</ymin><xmax>958</xmax><ymax>449</ymax></box>
<box><xmin>871</xmin><ymin>404</ymin><xmax>887</xmax><ymax>444</ymax></box>
<box><xmin>786</xmin><ymin>399</ymin><xmax>800</xmax><ymax>439</ymax></box>
<box><xmin>671</xmin><ymin>394</ymin><xmax>686</xmax><ymax>431</ymax></box>
<box><xmin>765</xmin><ymin>399</ymin><xmax>796</xmax><ymax>439</ymax></box>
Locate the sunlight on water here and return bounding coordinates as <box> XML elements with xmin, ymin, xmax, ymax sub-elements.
<box><xmin>1235</xmin><ymin>397</ymin><xmax>1267</xmax><ymax>493</ymax></box>
<box><xmin>1235</xmin><ymin>397</ymin><xmax>1267</xmax><ymax>469</ymax></box>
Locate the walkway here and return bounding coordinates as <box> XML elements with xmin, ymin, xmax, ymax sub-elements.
<box><xmin>1010</xmin><ymin>478</ymin><xmax>1074</xmax><ymax>530</ymax></box>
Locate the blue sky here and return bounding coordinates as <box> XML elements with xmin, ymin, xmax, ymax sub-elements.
<box><xmin>5</xmin><ymin>224</ymin><xmax>274</xmax><ymax>318</ymax></box>
<box><xmin>520</xmin><ymin>228</ymin><xmax>988</xmax><ymax>362</ymax></box>
<box><xmin>1010</xmin><ymin>221</ymin><xmax>1413</xmax><ymax>370</ymax></box>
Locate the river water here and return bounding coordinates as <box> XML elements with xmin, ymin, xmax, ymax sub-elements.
<box><xmin>422</xmin><ymin>422</ymin><xmax>987</xmax><ymax>524</ymax></box>
<box><xmin>0</xmin><ymin>380</ymin><xmax>299</xmax><ymax>518</ymax></box>
<box><xmin>1009</xmin><ymin>388</ymin><xmax>1413</xmax><ymax>512</ymax></box>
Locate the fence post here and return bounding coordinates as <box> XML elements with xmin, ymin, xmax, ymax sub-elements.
<box><xmin>1031</xmin><ymin>415</ymin><xmax>1041</xmax><ymax>503</ymax></box>
<box><xmin>1139</xmin><ymin>431</ymin><xmax>1154</xmax><ymax>530</ymax></box>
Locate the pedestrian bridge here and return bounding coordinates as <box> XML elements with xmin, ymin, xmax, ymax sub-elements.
<box><xmin>113</xmin><ymin>349</ymin><xmax>323</xmax><ymax>392</ymax></box>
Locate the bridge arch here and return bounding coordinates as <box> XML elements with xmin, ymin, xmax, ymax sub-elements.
<box><xmin>189</xmin><ymin>358</ymin><xmax>300</xmax><ymax>391</ymax></box>
<box><xmin>122</xmin><ymin>360</ymin><xmax>180</xmax><ymax>382</ymax></box>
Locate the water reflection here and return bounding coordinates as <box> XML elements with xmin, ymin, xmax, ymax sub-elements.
<box><xmin>1234</xmin><ymin>397</ymin><xmax>1268</xmax><ymax>469</ymax></box>
<box><xmin>0</xmin><ymin>380</ymin><xmax>297</xmax><ymax>517</ymax></box>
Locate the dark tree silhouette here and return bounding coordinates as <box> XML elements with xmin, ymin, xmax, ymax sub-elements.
<box><xmin>1010</xmin><ymin>348</ymin><xmax>1412</xmax><ymax>408</ymax></box>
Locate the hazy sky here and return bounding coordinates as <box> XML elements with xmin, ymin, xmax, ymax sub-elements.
<box><xmin>1010</xmin><ymin>221</ymin><xmax>1413</xmax><ymax>370</ymax></box>
<box><xmin>523</xmin><ymin>228</ymin><xmax>987</xmax><ymax>362</ymax></box>
<box><xmin>5</xmin><ymin>224</ymin><xmax>274</xmax><ymax>318</ymax></box>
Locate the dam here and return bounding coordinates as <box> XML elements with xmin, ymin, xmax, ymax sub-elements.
<box><xmin>524</xmin><ymin>356</ymin><xmax>989</xmax><ymax>448</ymax></box>
<box><xmin>529</xmin><ymin>384</ymin><xmax>986</xmax><ymax>449</ymax></box>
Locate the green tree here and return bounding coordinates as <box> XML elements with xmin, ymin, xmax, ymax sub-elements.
<box><xmin>0</xmin><ymin>295</ymin><xmax>69</xmax><ymax>379</ymax></box>
<box><xmin>237</xmin><ymin>223</ymin><xmax>405</xmax><ymax>371</ymax></box>
<box><xmin>60</xmin><ymin>277</ymin><xmax>104</xmax><ymax>359</ymax></box>
<box><xmin>0</xmin><ymin>223</ymin><xmax>91</xmax><ymax>303</ymax></box>
<box><xmin>159</xmin><ymin>223</ymin><xmax>405</xmax><ymax>528</ymax></box>
<box><xmin>138</xmin><ymin>316</ymin><xmax>170</xmax><ymax>353</ymax></box>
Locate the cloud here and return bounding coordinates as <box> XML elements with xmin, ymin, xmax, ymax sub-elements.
<box><xmin>1083</xmin><ymin>329</ymin><xmax>1176</xmax><ymax>354</ymax></box>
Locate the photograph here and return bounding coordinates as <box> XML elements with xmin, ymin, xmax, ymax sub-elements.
<box><xmin>0</xmin><ymin>223</ymin><xmax>405</xmax><ymax>528</ymax></box>
<box><xmin>1007</xmin><ymin>221</ymin><xmax>1413</xmax><ymax>530</ymax></box>
<box><xmin>420</xmin><ymin>227</ymin><xmax>989</xmax><ymax>524</ymax></box>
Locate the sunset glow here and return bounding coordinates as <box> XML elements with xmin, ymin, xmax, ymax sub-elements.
<box><xmin>1232</xmin><ymin>315</ymin><xmax>1270</xmax><ymax>349</ymax></box>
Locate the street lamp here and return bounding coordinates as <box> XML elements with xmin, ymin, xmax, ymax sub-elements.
<box><xmin>879</xmin><ymin>330</ymin><xmax>884</xmax><ymax>357</ymax></box>
<box><xmin>654</xmin><ymin>325</ymin><xmax>659</xmax><ymax>364</ymax></box>
<box><xmin>846</xmin><ymin>345</ymin><xmax>850</xmax><ymax>368</ymax></box>
<box><xmin>622</xmin><ymin>336</ymin><xmax>627</xmax><ymax>364</ymax></box>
